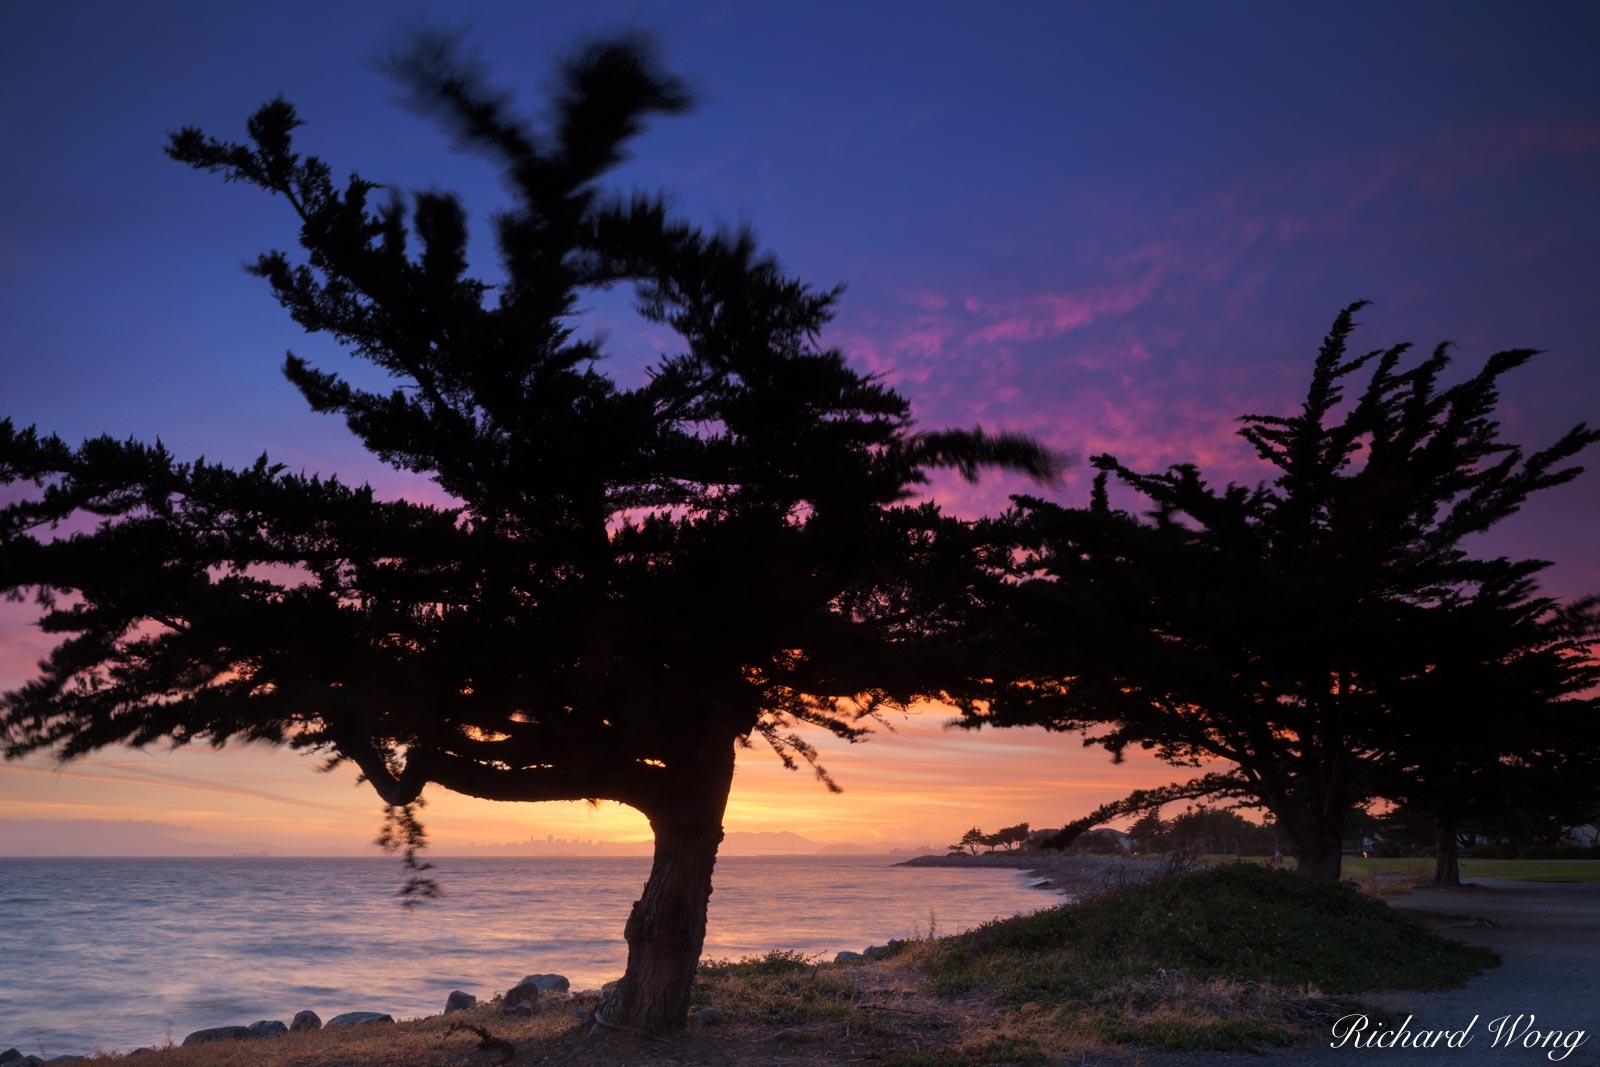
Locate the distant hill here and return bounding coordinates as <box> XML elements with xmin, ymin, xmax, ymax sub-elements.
<box><xmin>719</xmin><ymin>830</ymin><xmax>820</xmax><ymax>854</ymax></box>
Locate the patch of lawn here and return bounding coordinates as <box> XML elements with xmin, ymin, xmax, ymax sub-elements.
<box><xmin>1217</xmin><ymin>855</ymin><xmax>1600</xmax><ymax>883</ymax></box>
<box><xmin>1259</xmin><ymin>856</ymin><xmax>1600</xmax><ymax>883</ymax></box>
<box><xmin>1458</xmin><ymin>859</ymin><xmax>1600</xmax><ymax>883</ymax></box>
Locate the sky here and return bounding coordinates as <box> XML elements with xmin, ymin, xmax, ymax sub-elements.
<box><xmin>1</xmin><ymin>1</ymin><xmax>1597</xmax><ymax>855</ymax></box>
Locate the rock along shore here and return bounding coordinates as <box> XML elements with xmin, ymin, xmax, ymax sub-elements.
<box><xmin>896</xmin><ymin>851</ymin><xmax>1170</xmax><ymax>899</ymax></box>
<box><xmin>0</xmin><ymin>974</ymin><xmax>580</xmax><ymax>1066</ymax></box>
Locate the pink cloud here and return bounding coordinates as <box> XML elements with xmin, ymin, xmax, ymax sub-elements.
<box><xmin>1511</xmin><ymin>120</ymin><xmax>1600</xmax><ymax>153</ymax></box>
<box><xmin>963</xmin><ymin>276</ymin><xmax>1159</xmax><ymax>346</ymax></box>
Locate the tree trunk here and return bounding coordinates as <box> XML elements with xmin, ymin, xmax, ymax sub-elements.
<box><xmin>1433</xmin><ymin>815</ymin><xmax>1461</xmax><ymax>887</ymax></box>
<box><xmin>1286</xmin><ymin>819</ymin><xmax>1344</xmax><ymax>881</ymax></box>
<box><xmin>597</xmin><ymin>740</ymin><xmax>736</xmax><ymax>1035</ymax></box>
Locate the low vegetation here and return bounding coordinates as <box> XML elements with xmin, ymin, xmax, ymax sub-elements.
<box><xmin>696</xmin><ymin>950</ymin><xmax>871</xmax><ymax>1027</ymax></box>
<box><xmin>923</xmin><ymin>863</ymin><xmax>1497</xmax><ymax>1054</ymax></box>
<box><xmin>1345</xmin><ymin>857</ymin><xmax>1600</xmax><ymax>884</ymax></box>
<box><xmin>1211</xmin><ymin>854</ymin><xmax>1600</xmax><ymax>884</ymax></box>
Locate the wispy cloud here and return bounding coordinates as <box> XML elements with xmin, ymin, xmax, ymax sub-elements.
<box><xmin>2</xmin><ymin>759</ymin><xmax>348</xmax><ymax>812</ymax></box>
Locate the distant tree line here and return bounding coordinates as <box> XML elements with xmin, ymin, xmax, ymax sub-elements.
<box><xmin>948</xmin><ymin>822</ymin><xmax>1032</xmax><ymax>855</ymax></box>
<box><xmin>1125</xmin><ymin>808</ymin><xmax>1277</xmax><ymax>857</ymax></box>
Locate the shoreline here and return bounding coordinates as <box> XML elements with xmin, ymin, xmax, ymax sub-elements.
<box><xmin>2</xmin><ymin>855</ymin><xmax>1055</xmax><ymax>1060</ymax></box>
<box><xmin>7</xmin><ymin>867</ymin><xmax>1582</xmax><ymax>1067</ymax></box>
<box><xmin>896</xmin><ymin>851</ymin><xmax>1168</xmax><ymax>899</ymax></box>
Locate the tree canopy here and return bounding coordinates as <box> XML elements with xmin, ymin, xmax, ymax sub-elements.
<box><xmin>0</xmin><ymin>37</ymin><xmax>1051</xmax><ymax>1034</ymax></box>
<box><xmin>1374</xmin><ymin>571</ymin><xmax>1600</xmax><ymax>882</ymax></box>
<box><xmin>968</xmin><ymin>304</ymin><xmax>1599</xmax><ymax>881</ymax></box>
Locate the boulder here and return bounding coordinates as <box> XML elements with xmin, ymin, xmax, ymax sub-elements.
<box><xmin>182</xmin><ymin>1026</ymin><xmax>250</xmax><ymax>1046</ymax></box>
<box><xmin>500</xmin><ymin>982</ymin><xmax>540</xmax><ymax>1015</ymax></box>
<box><xmin>290</xmin><ymin>1010</ymin><xmax>322</xmax><ymax>1032</ymax></box>
<box><xmin>517</xmin><ymin>973</ymin><xmax>570</xmax><ymax>995</ymax></box>
<box><xmin>522</xmin><ymin>975</ymin><xmax>566</xmax><ymax>995</ymax></box>
<box><xmin>689</xmin><ymin>1007</ymin><xmax>724</xmax><ymax>1027</ymax></box>
<box><xmin>863</xmin><ymin>939</ymin><xmax>906</xmax><ymax>961</ymax></box>
<box><xmin>833</xmin><ymin>950</ymin><xmax>864</xmax><ymax>964</ymax></box>
<box><xmin>444</xmin><ymin>990</ymin><xmax>477</xmax><ymax>1014</ymax></box>
<box><xmin>246</xmin><ymin>1020</ymin><xmax>288</xmax><ymax>1039</ymax></box>
<box><xmin>325</xmin><ymin>1012</ymin><xmax>394</xmax><ymax>1028</ymax></box>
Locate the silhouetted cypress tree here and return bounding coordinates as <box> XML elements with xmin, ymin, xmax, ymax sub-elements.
<box><xmin>970</xmin><ymin>303</ymin><xmax>1598</xmax><ymax>882</ymax></box>
<box><xmin>0</xmin><ymin>37</ymin><xmax>1051</xmax><ymax>1034</ymax></box>
<box><xmin>1377</xmin><ymin>575</ymin><xmax>1600</xmax><ymax>884</ymax></box>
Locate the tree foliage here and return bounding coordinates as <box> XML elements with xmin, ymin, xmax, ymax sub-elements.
<box><xmin>970</xmin><ymin>303</ymin><xmax>1599</xmax><ymax>881</ymax></box>
<box><xmin>1373</xmin><ymin>574</ymin><xmax>1600</xmax><ymax>882</ymax></box>
<box><xmin>1156</xmin><ymin>807</ymin><xmax>1275</xmax><ymax>856</ymax></box>
<box><xmin>0</xmin><ymin>37</ymin><xmax>1051</xmax><ymax>1033</ymax></box>
<box><xmin>947</xmin><ymin>822</ymin><xmax>1031</xmax><ymax>854</ymax></box>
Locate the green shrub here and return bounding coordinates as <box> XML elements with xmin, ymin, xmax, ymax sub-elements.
<box><xmin>929</xmin><ymin>863</ymin><xmax>1497</xmax><ymax>1004</ymax></box>
<box><xmin>698</xmin><ymin>949</ymin><xmax>817</xmax><ymax>977</ymax></box>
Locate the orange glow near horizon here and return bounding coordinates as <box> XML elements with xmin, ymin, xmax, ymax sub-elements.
<box><xmin>0</xmin><ymin>703</ymin><xmax>1189</xmax><ymax>856</ymax></box>
<box><xmin>0</xmin><ymin>597</ymin><xmax>1198</xmax><ymax>857</ymax></box>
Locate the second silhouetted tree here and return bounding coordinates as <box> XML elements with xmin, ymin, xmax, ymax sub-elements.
<box><xmin>967</xmin><ymin>304</ymin><xmax>1598</xmax><ymax>881</ymax></box>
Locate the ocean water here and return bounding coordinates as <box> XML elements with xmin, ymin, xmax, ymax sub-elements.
<box><xmin>0</xmin><ymin>855</ymin><xmax>1049</xmax><ymax>1055</ymax></box>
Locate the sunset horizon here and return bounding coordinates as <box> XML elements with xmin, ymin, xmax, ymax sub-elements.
<box><xmin>4</xmin><ymin>2</ymin><xmax>1597</xmax><ymax>864</ymax></box>
<box><xmin>2</xmin><ymin>5</ymin><xmax>1597</xmax><ymax>1058</ymax></box>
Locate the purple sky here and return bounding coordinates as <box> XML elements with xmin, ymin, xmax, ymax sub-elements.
<box><xmin>2</xmin><ymin>2</ymin><xmax>1597</xmax><ymax>853</ymax></box>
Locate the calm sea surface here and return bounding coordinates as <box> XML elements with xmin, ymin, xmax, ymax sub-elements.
<box><xmin>0</xmin><ymin>855</ymin><xmax>1049</xmax><ymax>1055</ymax></box>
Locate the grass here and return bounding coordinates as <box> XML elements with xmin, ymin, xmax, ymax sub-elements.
<box><xmin>695</xmin><ymin>950</ymin><xmax>874</xmax><ymax>1027</ymax></box>
<box><xmin>1447</xmin><ymin>859</ymin><xmax>1600</xmax><ymax>883</ymax></box>
<box><xmin>924</xmin><ymin>862</ymin><xmax>1497</xmax><ymax>1053</ymax></box>
<box><xmin>1200</xmin><ymin>854</ymin><xmax>1600</xmax><ymax>883</ymax></box>
<box><xmin>875</xmin><ymin>1035</ymin><xmax>1051</xmax><ymax>1066</ymax></box>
